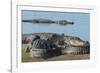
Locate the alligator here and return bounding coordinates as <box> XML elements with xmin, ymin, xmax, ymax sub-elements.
<box><xmin>22</xmin><ymin>32</ymin><xmax>90</xmax><ymax>58</ymax></box>
<box><xmin>22</xmin><ymin>18</ymin><xmax>74</xmax><ymax>25</ymax></box>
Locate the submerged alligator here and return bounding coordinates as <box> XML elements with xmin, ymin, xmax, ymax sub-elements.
<box><xmin>22</xmin><ymin>33</ymin><xmax>90</xmax><ymax>58</ymax></box>
<box><xmin>22</xmin><ymin>18</ymin><xmax>74</xmax><ymax>25</ymax></box>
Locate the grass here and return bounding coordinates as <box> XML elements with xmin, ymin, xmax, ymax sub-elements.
<box><xmin>22</xmin><ymin>44</ymin><xmax>90</xmax><ymax>62</ymax></box>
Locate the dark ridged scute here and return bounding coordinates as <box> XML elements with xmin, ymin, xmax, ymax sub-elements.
<box><xmin>32</xmin><ymin>39</ymin><xmax>52</xmax><ymax>49</ymax></box>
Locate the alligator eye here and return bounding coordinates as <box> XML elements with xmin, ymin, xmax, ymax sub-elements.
<box><xmin>72</xmin><ymin>22</ymin><xmax>74</xmax><ymax>24</ymax></box>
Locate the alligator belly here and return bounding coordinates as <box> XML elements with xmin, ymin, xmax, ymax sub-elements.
<box><xmin>61</xmin><ymin>46</ymin><xmax>90</xmax><ymax>54</ymax></box>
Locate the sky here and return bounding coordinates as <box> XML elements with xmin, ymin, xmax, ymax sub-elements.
<box><xmin>22</xmin><ymin>10</ymin><xmax>90</xmax><ymax>41</ymax></box>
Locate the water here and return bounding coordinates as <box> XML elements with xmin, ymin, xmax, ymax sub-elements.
<box><xmin>22</xmin><ymin>10</ymin><xmax>90</xmax><ymax>41</ymax></box>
